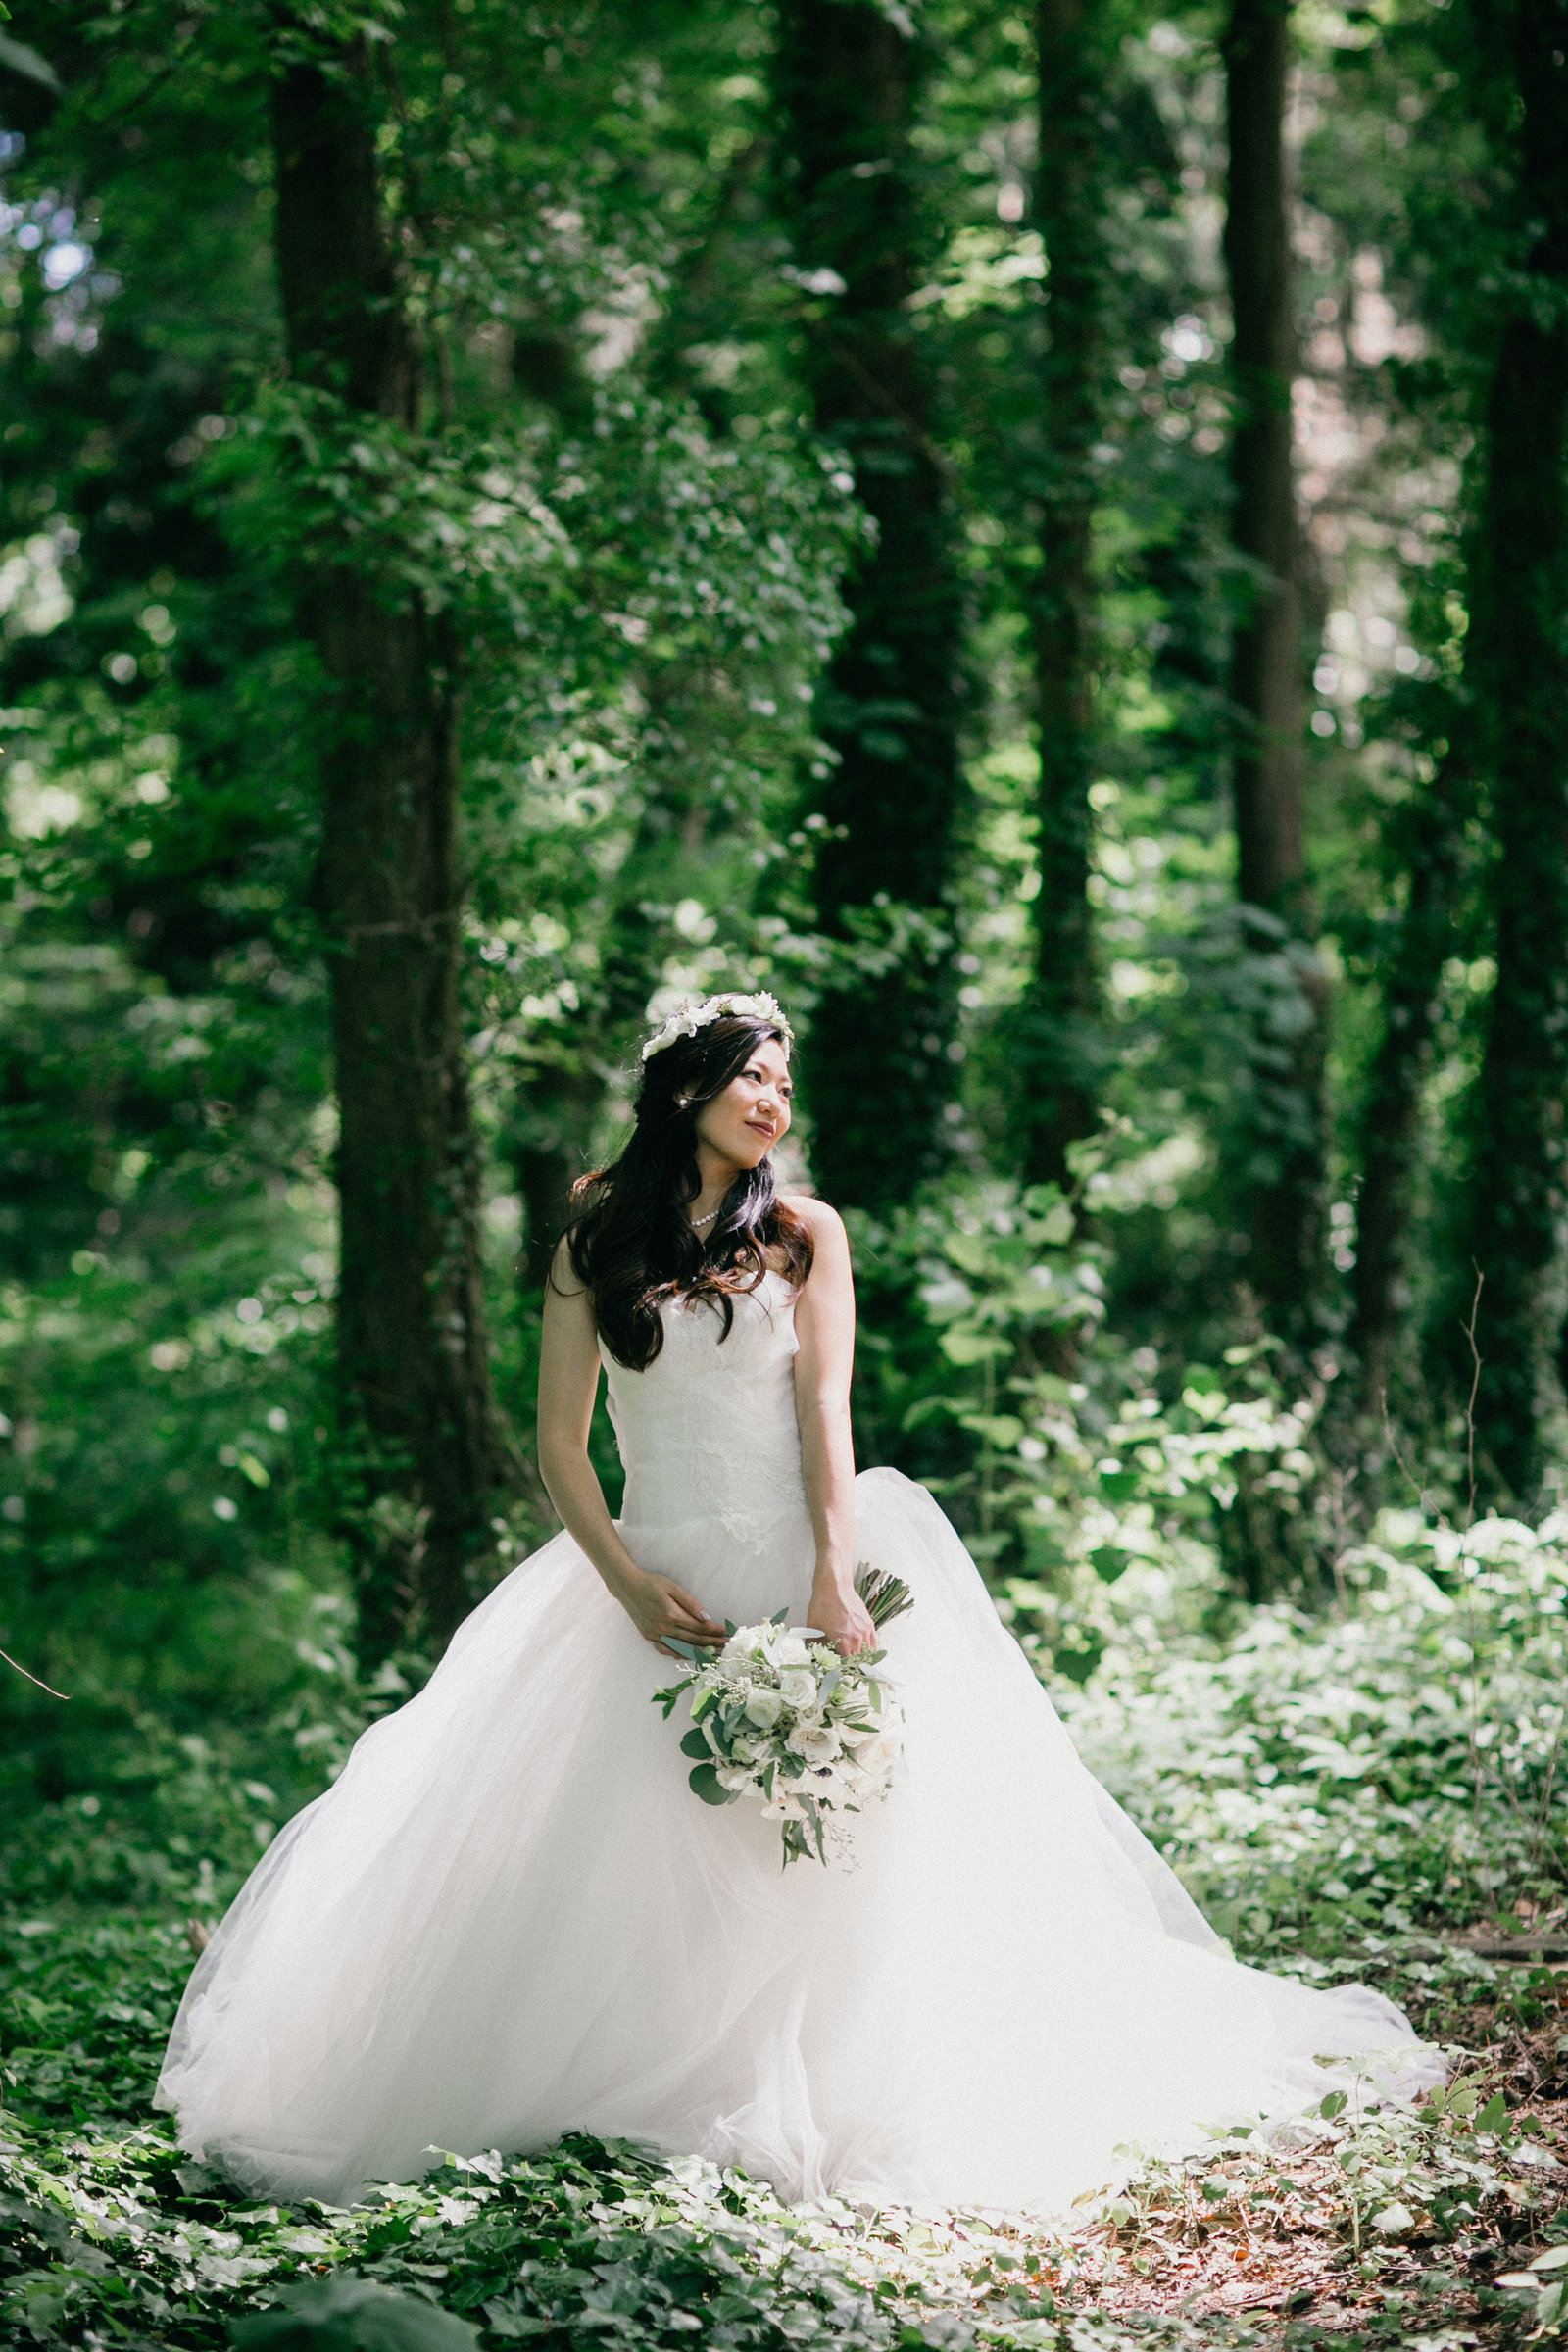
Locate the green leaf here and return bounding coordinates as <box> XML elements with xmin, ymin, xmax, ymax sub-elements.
<box><xmin>687</xmin><ymin>1762</ymin><xmax>737</xmax><ymax>1807</ymax></box>
<box><xmin>678</xmin><ymin>1729</ymin><xmax>711</xmax><ymax>1761</ymax></box>
<box><xmin>957</xmin><ymin>1412</ymin><xmax>1025</xmax><ymax>1450</ymax></box>
<box><xmin>0</xmin><ymin>33</ymin><xmax>56</xmax><ymax>87</ymax></box>
<box><xmin>1317</xmin><ymin>2091</ymin><xmax>1348</xmax><ymax>2121</ymax></box>
<box><xmin>1097</xmin><ymin>1469</ymin><xmax>1140</xmax><ymax>1504</ymax></box>
<box><xmin>1476</xmin><ymin>2090</ymin><xmax>1509</xmax><ymax>2134</ymax></box>
<box><xmin>1535</xmin><ymin>2282</ymin><xmax>1566</xmax><ymax>2329</ymax></box>
<box><xmin>939</xmin><ymin>1327</ymin><xmax>1010</xmax><ymax>1366</ymax></box>
<box><xmin>230</xmin><ymin>2277</ymin><xmax>481</xmax><ymax>2351</ymax></box>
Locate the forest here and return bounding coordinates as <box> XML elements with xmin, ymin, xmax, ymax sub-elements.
<box><xmin>5</xmin><ymin>0</ymin><xmax>1568</xmax><ymax>2341</ymax></box>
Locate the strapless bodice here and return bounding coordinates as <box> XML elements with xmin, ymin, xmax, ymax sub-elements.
<box><xmin>600</xmin><ymin>1269</ymin><xmax>808</xmax><ymax>1553</ymax></box>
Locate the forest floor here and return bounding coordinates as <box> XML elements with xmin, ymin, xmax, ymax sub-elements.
<box><xmin>3</xmin><ymin>1898</ymin><xmax>1568</xmax><ymax>2351</ymax></box>
<box><xmin>10</xmin><ymin>1512</ymin><xmax>1568</xmax><ymax>2348</ymax></box>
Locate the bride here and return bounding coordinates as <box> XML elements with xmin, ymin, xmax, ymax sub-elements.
<box><xmin>158</xmin><ymin>992</ymin><xmax>1436</xmax><ymax>2214</ymax></box>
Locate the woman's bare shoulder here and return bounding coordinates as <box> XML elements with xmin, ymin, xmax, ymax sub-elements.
<box><xmin>547</xmin><ymin>1232</ymin><xmax>589</xmax><ymax>1299</ymax></box>
<box><xmin>778</xmin><ymin>1190</ymin><xmax>847</xmax><ymax>1240</ymax></box>
<box><xmin>777</xmin><ymin>1194</ymin><xmax>850</xmax><ymax>1285</ymax></box>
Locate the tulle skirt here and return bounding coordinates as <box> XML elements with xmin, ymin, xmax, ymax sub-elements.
<box><xmin>157</xmin><ymin>1469</ymin><xmax>1438</xmax><ymax>2212</ymax></box>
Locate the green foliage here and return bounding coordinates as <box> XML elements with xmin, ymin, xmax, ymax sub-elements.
<box><xmin>7</xmin><ymin>1526</ymin><xmax>1568</xmax><ymax>2344</ymax></box>
<box><xmin>232</xmin><ymin>2277</ymin><xmax>481</xmax><ymax>2352</ymax></box>
<box><xmin>848</xmin><ymin>1174</ymin><xmax>1330</xmax><ymax>1651</ymax></box>
<box><xmin>1063</xmin><ymin>1507</ymin><xmax>1568</xmax><ymax>1961</ymax></box>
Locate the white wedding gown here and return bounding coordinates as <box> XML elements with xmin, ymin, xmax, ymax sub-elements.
<box><xmin>158</xmin><ymin>1272</ymin><xmax>1436</xmax><ymax>2213</ymax></box>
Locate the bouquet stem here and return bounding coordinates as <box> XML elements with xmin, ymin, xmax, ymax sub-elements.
<box><xmin>853</xmin><ymin>1561</ymin><xmax>913</xmax><ymax>1630</ymax></box>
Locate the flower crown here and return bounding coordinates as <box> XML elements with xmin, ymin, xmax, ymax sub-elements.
<box><xmin>641</xmin><ymin>990</ymin><xmax>794</xmax><ymax>1063</ymax></box>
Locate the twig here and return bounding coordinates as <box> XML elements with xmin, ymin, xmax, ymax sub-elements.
<box><xmin>0</xmin><ymin>1644</ymin><xmax>70</xmax><ymax>1701</ymax></box>
<box><xmin>1380</xmin><ymin>1386</ymin><xmax>1433</xmax><ymax>1516</ymax></box>
<box><xmin>1461</xmin><ymin>1263</ymin><xmax>1484</xmax><ymax>1537</ymax></box>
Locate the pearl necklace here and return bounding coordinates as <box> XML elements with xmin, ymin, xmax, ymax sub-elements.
<box><xmin>690</xmin><ymin>1207</ymin><xmax>720</xmax><ymax>1230</ymax></box>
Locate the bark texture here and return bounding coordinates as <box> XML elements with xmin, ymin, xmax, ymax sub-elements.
<box><xmin>772</xmin><ymin>0</ymin><xmax>967</xmax><ymax>1210</ymax></box>
<box><xmin>270</xmin><ymin>30</ymin><xmax>510</xmax><ymax>1661</ymax></box>
<box><xmin>1018</xmin><ymin>0</ymin><xmax>1103</xmax><ymax>1190</ymax></box>
<box><xmin>1222</xmin><ymin>0</ymin><xmax>1326</xmax><ymax>1333</ymax></box>
<box><xmin>1465</xmin><ymin>0</ymin><xmax>1568</xmax><ymax>1500</ymax></box>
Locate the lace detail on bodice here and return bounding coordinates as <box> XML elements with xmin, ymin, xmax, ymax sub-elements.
<box><xmin>600</xmin><ymin>1270</ymin><xmax>808</xmax><ymax>1552</ymax></box>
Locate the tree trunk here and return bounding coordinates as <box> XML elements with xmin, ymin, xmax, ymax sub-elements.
<box><xmin>1018</xmin><ymin>0</ymin><xmax>1104</xmax><ymax>1190</ymax></box>
<box><xmin>1222</xmin><ymin>0</ymin><xmax>1326</xmax><ymax>1333</ymax></box>
<box><xmin>771</xmin><ymin>0</ymin><xmax>967</xmax><ymax>1211</ymax></box>
<box><xmin>270</xmin><ymin>27</ymin><xmax>511</xmax><ymax>1661</ymax></box>
<box><xmin>511</xmin><ymin>1062</ymin><xmax>603</xmax><ymax>1295</ymax></box>
<box><xmin>1464</xmin><ymin>0</ymin><xmax>1568</xmax><ymax>1502</ymax></box>
<box><xmin>1348</xmin><ymin>751</ymin><xmax>1469</xmax><ymax>1416</ymax></box>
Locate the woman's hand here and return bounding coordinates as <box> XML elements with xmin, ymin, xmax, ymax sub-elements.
<box><xmin>806</xmin><ymin>1579</ymin><xmax>877</xmax><ymax>1657</ymax></box>
<box><xmin>613</xmin><ymin>1569</ymin><xmax>726</xmax><ymax>1657</ymax></box>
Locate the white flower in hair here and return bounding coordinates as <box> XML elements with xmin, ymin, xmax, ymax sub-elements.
<box><xmin>640</xmin><ymin>990</ymin><xmax>794</xmax><ymax>1062</ymax></box>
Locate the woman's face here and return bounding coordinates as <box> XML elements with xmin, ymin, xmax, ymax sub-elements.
<box><xmin>694</xmin><ymin>1037</ymin><xmax>793</xmax><ymax>1170</ymax></box>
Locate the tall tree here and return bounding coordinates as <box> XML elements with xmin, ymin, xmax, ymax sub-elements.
<box><xmin>270</xmin><ymin>19</ymin><xmax>513</xmax><ymax>1660</ymax></box>
<box><xmin>1462</xmin><ymin>0</ymin><xmax>1568</xmax><ymax>1501</ymax></box>
<box><xmin>1348</xmin><ymin>746</ymin><xmax>1470</xmax><ymax>1417</ymax></box>
<box><xmin>1016</xmin><ymin>0</ymin><xmax>1108</xmax><ymax>1190</ymax></box>
<box><xmin>1222</xmin><ymin>0</ymin><xmax>1326</xmax><ymax>1332</ymax></box>
<box><xmin>771</xmin><ymin>0</ymin><xmax>968</xmax><ymax>1211</ymax></box>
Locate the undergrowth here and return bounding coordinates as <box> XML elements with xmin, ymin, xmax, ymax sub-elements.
<box><xmin>11</xmin><ymin>1467</ymin><xmax>1568</xmax><ymax>2343</ymax></box>
<box><xmin>5</xmin><ymin>1912</ymin><xmax>1568</xmax><ymax>2350</ymax></box>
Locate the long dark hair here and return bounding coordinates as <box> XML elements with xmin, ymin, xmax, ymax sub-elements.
<box><xmin>564</xmin><ymin>1015</ymin><xmax>813</xmax><ymax>1370</ymax></box>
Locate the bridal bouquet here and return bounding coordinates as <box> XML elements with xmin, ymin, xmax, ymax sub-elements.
<box><xmin>654</xmin><ymin>1567</ymin><xmax>913</xmax><ymax>1868</ymax></box>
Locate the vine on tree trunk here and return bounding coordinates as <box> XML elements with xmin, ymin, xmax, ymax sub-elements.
<box><xmin>270</xmin><ymin>27</ymin><xmax>513</xmax><ymax>1662</ymax></box>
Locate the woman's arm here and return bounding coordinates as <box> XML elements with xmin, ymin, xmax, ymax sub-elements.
<box><xmin>537</xmin><ymin>1242</ymin><xmax>724</xmax><ymax>1655</ymax></box>
<box><xmin>788</xmin><ymin>1200</ymin><xmax>876</xmax><ymax>1656</ymax></box>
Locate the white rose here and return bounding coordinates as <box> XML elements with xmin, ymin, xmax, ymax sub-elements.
<box><xmin>723</xmin><ymin>1630</ymin><xmax>780</xmax><ymax>1675</ymax></box>
<box><xmin>849</xmin><ymin>1729</ymin><xmax>901</xmax><ymax>1776</ymax></box>
<box><xmin>773</xmin><ymin>1635</ymin><xmax>812</xmax><ymax>1669</ymax></box>
<box><xmin>777</xmin><ymin>1667</ymin><xmax>818</xmax><ymax>1708</ymax></box>
<box><xmin>744</xmin><ymin>1687</ymin><xmax>784</xmax><ymax>1730</ymax></box>
<box><xmin>787</xmin><ymin>1719</ymin><xmax>843</xmax><ymax>1764</ymax></box>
